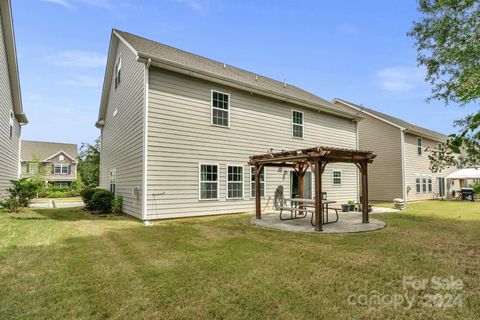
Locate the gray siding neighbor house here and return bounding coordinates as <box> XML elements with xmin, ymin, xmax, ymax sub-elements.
<box><xmin>97</xmin><ymin>30</ymin><xmax>363</xmax><ymax>221</ymax></box>
<box><xmin>333</xmin><ymin>99</ymin><xmax>458</xmax><ymax>202</ymax></box>
<box><xmin>0</xmin><ymin>0</ymin><xmax>27</xmax><ymax>198</ymax></box>
<box><xmin>20</xmin><ymin>140</ymin><xmax>78</xmax><ymax>187</ymax></box>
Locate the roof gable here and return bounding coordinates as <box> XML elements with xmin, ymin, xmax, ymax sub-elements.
<box><xmin>20</xmin><ymin>140</ymin><xmax>78</xmax><ymax>162</ymax></box>
<box><xmin>333</xmin><ymin>98</ymin><xmax>448</xmax><ymax>142</ymax></box>
<box><xmin>97</xmin><ymin>29</ymin><xmax>359</xmax><ymax>126</ymax></box>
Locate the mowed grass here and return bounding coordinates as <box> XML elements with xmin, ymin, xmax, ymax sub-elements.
<box><xmin>0</xmin><ymin>201</ymin><xmax>479</xmax><ymax>319</ymax></box>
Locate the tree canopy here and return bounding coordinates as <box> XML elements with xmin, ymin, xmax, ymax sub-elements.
<box><xmin>77</xmin><ymin>138</ymin><xmax>100</xmax><ymax>187</ymax></box>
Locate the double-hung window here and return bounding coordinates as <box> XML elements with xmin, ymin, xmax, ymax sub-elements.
<box><xmin>28</xmin><ymin>163</ymin><xmax>38</xmax><ymax>174</ymax></box>
<box><xmin>422</xmin><ymin>175</ymin><xmax>427</xmax><ymax>193</ymax></box>
<box><xmin>114</xmin><ymin>55</ymin><xmax>122</xmax><ymax>89</ymax></box>
<box><xmin>292</xmin><ymin>110</ymin><xmax>304</xmax><ymax>138</ymax></box>
<box><xmin>227</xmin><ymin>165</ymin><xmax>243</xmax><ymax>199</ymax></box>
<box><xmin>9</xmin><ymin>112</ymin><xmax>13</xmax><ymax>139</ymax></box>
<box><xmin>416</xmin><ymin>175</ymin><xmax>421</xmax><ymax>193</ymax></box>
<box><xmin>417</xmin><ymin>137</ymin><xmax>422</xmax><ymax>155</ymax></box>
<box><xmin>250</xmin><ymin>166</ymin><xmax>265</xmax><ymax>198</ymax></box>
<box><xmin>332</xmin><ymin>170</ymin><xmax>342</xmax><ymax>185</ymax></box>
<box><xmin>199</xmin><ymin>164</ymin><xmax>218</xmax><ymax>200</ymax></box>
<box><xmin>211</xmin><ymin>91</ymin><xmax>229</xmax><ymax>127</ymax></box>
<box><xmin>52</xmin><ymin>164</ymin><xmax>70</xmax><ymax>174</ymax></box>
<box><xmin>110</xmin><ymin>169</ymin><xmax>116</xmax><ymax>195</ymax></box>
<box><xmin>427</xmin><ymin>175</ymin><xmax>432</xmax><ymax>192</ymax></box>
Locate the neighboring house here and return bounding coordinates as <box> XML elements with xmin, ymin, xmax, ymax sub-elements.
<box><xmin>0</xmin><ymin>0</ymin><xmax>27</xmax><ymax>198</ymax></box>
<box><xmin>96</xmin><ymin>29</ymin><xmax>363</xmax><ymax>221</ymax></box>
<box><xmin>20</xmin><ymin>140</ymin><xmax>78</xmax><ymax>187</ymax></box>
<box><xmin>333</xmin><ymin>99</ymin><xmax>458</xmax><ymax>202</ymax></box>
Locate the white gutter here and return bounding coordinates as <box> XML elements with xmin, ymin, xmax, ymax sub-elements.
<box><xmin>141</xmin><ymin>58</ymin><xmax>151</xmax><ymax>221</ymax></box>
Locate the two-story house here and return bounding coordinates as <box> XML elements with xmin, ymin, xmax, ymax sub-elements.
<box><xmin>20</xmin><ymin>140</ymin><xmax>78</xmax><ymax>187</ymax></box>
<box><xmin>0</xmin><ymin>0</ymin><xmax>27</xmax><ymax>197</ymax></box>
<box><xmin>96</xmin><ymin>30</ymin><xmax>363</xmax><ymax>221</ymax></box>
<box><xmin>333</xmin><ymin>99</ymin><xmax>458</xmax><ymax>202</ymax></box>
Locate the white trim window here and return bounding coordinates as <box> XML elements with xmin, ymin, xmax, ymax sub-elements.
<box><xmin>416</xmin><ymin>175</ymin><xmax>421</xmax><ymax>193</ymax></box>
<box><xmin>28</xmin><ymin>163</ymin><xmax>39</xmax><ymax>174</ymax></box>
<box><xmin>52</xmin><ymin>164</ymin><xmax>70</xmax><ymax>175</ymax></box>
<box><xmin>114</xmin><ymin>54</ymin><xmax>122</xmax><ymax>90</ymax></box>
<box><xmin>199</xmin><ymin>164</ymin><xmax>219</xmax><ymax>200</ymax></box>
<box><xmin>211</xmin><ymin>90</ymin><xmax>230</xmax><ymax>127</ymax></box>
<box><xmin>416</xmin><ymin>137</ymin><xmax>422</xmax><ymax>155</ymax></box>
<box><xmin>9</xmin><ymin>111</ymin><xmax>13</xmax><ymax>139</ymax></box>
<box><xmin>292</xmin><ymin>110</ymin><xmax>304</xmax><ymax>138</ymax></box>
<box><xmin>110</xmin><ymin>169</ymin><xmax>116</xmax><ymax>195</ymax></box>
<box><xmin>332</xmin><ymin>170</ymin><xmax>342</xmax><ymax>185</ymax></box>
<box><xmin>250</xmin><ymin>166</ymin><xmax>265</xmax><ymax>198</ymax></box>
<box><xmin>422</xmin><ymin>175</ymin><xmax>427</xmax><ymax>193</ymax></box>
<box><xmin>227</xmin><ymin>165</ymin><xmax>243</xmax><ymax>199</ymax></box>
<box><xmin>427</xmin><ymin>175</ymin><xmax>432</xmax><ymax>193</ymax></box>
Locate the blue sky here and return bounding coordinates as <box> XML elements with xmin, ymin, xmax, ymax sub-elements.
<box><xmin>12</xmin><ymin>0</ymin><xmax>476</xmax><ymax>146</ymax></box>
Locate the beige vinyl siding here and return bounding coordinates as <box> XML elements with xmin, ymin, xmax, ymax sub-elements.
<box><xmin>356</xmin><ymin>114</ymin><xmax>403</xmax><ymax>201</ymax></box>
<box><xmin>0</xmin><ymin>8</ymin><xmax>20</xmax><ymax>198</ymax></box>
<box><xmin>99</xmin><ymin>40</ymin><xmax>144</xmax><ymax>218</ymax></box>
<box><xmin>21</xmin><ymin>152</ymin><xmax>77</xmax><ymax>182</ymax></box>
<box><xmin>145</xmin><ymin>68</ymin><xmax>358</xmax><ymax>219</ymax></box>
<box><xmin>404</xmin><ymin>133</ymin><xmax>457</xmax><ymax>201</ymax></box>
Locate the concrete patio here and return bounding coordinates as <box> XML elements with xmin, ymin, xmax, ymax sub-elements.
<box><xmin>251</xmin><ymin>207</ymin><xmax>397</xmax><ymax>234</ymax></box>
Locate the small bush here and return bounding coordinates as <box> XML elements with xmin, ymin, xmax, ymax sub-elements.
<box><xmin>46</xmin><ymin>191</ymin><xmax>69</xmax><ymax>198</ymax></box>
<box><xmin>80</xmin><ymin>187</ymin><xmax>98</xmax><ymax>209</ymax></box>
<box><xmin>90</xmin><ymin>189</ymin><xmax>114</xmax><ymax>213</ymax></box>
<box><xmin>472</xmin><ymin>183</ymin><xmax>480</xmax><ymax>195</ymax></box>
<box><xmin>0</xmin><ymin>197</ymin><xmax>21</xmax><ymax>213</ymax></box>
<box><xmin>113</xmin><ymin>196</ymin><xmax>123</xmax><ymax>214</ymax></box>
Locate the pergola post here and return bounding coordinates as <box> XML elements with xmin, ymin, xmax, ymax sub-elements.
<box><xmin>255</xmin><ymin>163</ymin><xmax>263</xmax><ymax>219</ymax></box>
<box><xmin>360</xmin><ymin>162</ymin><xmax>369</xmax><ymax>223</ymax></box>
<box><xmin>314</xmin><ymin>160</ymin><xmax>324</xmax><ymax>231</ymax></box>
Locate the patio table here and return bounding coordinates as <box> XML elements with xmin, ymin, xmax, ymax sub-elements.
<box><xmin>282</xmin><ymin>198</ymin><xmax>338</xmax><ymax>225</ymax></box>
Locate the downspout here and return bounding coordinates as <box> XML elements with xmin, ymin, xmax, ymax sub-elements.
<box><xmin>142</xmin><ymin>58</ymin><xmax>152</xmax><ymax>223</ymax></box>
<box><xmin>355</xmin><ymin>119</ymin><xmax>360</xmax><ymax>203</ymax></box>
<box><xmin>400</xmin><ymin>129</ymin><xmax>407</xmax><ymax>203</ymax></box>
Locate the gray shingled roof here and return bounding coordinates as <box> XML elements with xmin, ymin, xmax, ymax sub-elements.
<box><xmin>334</xmin><ymin>99</ymin><xmax>448</xmax><ymax>141</ymax></box>
<box><xmin>114</xmin><ymin>30</ymin><xmax>358</xmax><ymax>119</ymax></box>
<box><xmin>21</xmin><ymin>140</ymin><xmax>78</xmax><ymax>162</ymax></box>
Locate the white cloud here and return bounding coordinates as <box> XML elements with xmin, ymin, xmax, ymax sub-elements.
<box><xmin>60</xmin><ymin>75</ymin><xmax>103</xmax><ymax>88</ymax></box>
<box><xmin>42</xmin><ymin>0</ymin><xmax>75</xmax><ymax>10</ymax></box>
<box><xmin>174</xmin><ymin>0</ymin><xmax>205</xmax><ymax>12</ymax></box>
<box><xmin>46</xmin><ymin>50</ymin><xmax>106</xmax><ymax>68</ymax></box>
<box><xmin>375</xmin><ymin>66</ymin><xmax>425</xmax><ymax>93</ymax></box>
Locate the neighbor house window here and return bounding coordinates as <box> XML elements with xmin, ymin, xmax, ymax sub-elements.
<box><xmin>28</xmin><ymin>163</ymin><xmax>38</xmax><ymax>174</ymax></box>
<box><xmin>416</xmin><ymin>175</ymin><xmax>421</xmax><ymax>193</ymax></box>
<box><xmin>52</xmin><ymin>164</ymin><xmax>70</xmax><ymax>174</ymax></box>
<box><xmin>332</xmin><ymin>170</ymin><xmax>342</xmax><ymax>185</ymax></box>
<box><xmin>211</xmin><ymin>91</ymin><xmax>229</xmax><ymax>127</ymax></box>
<box><xmin>110</xmin><ymin>169</ymin><xmax>116</xmax><ymax>195</ymax></box>
<box><xmin>59</xmin><ymin>155</ymin><xmax>64</xmax><ymax>161</ymax></box>
<box><xmin>250</xmin><ymin>166</ymin><xmax>265</xmax><ymax>198</ymax></box>
<box><xmin>199</xmin><ymin>164</ymin><xmax>218</xmax><ymax>200</ymax></box>
<box><xmin>427</xmin><ymin>175</ymin><xmax>432</xmax><ymax>192</ymax></box>
<box><xmin>422</xmin><ymin>175</ymin><xmax>427</xmax><ymax>193</ymax></box>
<box><xmin>227</xmin><ymin>165</ymin><xmax>243</xmax><ymax>199</ymax></box>
<box><xmin>417</xmin><ymin>137</ymin><xmax>422</xmax><ymax>155</ymax></box>
<box><xmin>292</xmin><ymin>110</ymin><xmax>304</xmax><ymax>138</ymax></box>
<box><xmin>9</xmin><ymin>112</ymin><xmax>13</xmax><ymax>139</ymax></box>
<box><xmin>114</xmin><ymin>55</ymin><xmax>122</xmax><ymax>89</ymax></box>
<box><xmin>54</xmin><ymin>182</ymin><xmax>69</xmax><ymax>188</ymax></box>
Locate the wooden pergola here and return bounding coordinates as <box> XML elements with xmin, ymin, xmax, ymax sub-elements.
<box><xmin>248</xmin><ymin>146</ymin><xmax>376</xmax><ymax>231</ymax></box>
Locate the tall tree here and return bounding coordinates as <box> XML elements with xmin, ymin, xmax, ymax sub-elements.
<box><xmin>408</xmin><ymin>0</ymin><xmax>479</xmax><ymax>171</ymax></box>
<box><xmin>77</xmin><ymin>138</ymin><xmax>100</xmax><ymax>187</ymax></box>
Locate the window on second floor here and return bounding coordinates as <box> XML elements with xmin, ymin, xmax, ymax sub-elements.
<box><xmin>51</xmin><ymin>164</ymin><xmax>70</xmax><ymax>175</ymax></box>
<box><xmin>211</xmin><ymin>91</ymin><xmax>229</xmax><ymax>127</ymax></box>
<box><xmin>9</xmin><ymin>112</ymin><xmax>13</xmax><ymax>139</ymax></box>
<box><xmin>28</xmin><ymin>163</ymin><xmax>38</xmax><ymax>174</ymax></box>
<box><xmin>416</xmin><ymin>137</ymin><xmax>422</xmax><ymax>155</ymax></box>
<box><xmin>114</xmin><ymin>55</ymin><xmax>122</xmax><ymax>90</ymax></box>
<box><xmin>292</xmin><ymin>110</ymin><xmax>304</xmax><ymax>138</ymax></box>
<box><xmin>332</xmin><ymin>170</ymin><xmax>342</xmax><ymax>185</ymax></box>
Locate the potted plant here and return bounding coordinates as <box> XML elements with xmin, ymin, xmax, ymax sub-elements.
<box><xmin>341</xmin><ymin>203</ymin><xmax>350</xmax><ymax>212</ymax></box>
<box><xmin>347</xmin><ymin>200</ymin><xmax>356</xmax><ymax>211</ymax></box>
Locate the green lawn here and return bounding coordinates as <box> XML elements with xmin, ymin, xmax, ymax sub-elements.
<box><xmin>0</xmin><ymin>201</ymin><xmax>479</xmax><ymax>319</ymax></box>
